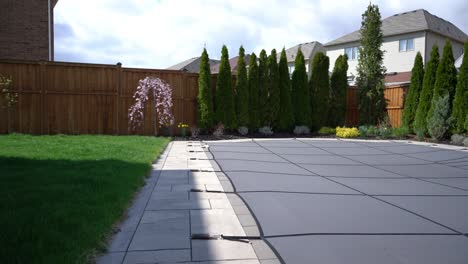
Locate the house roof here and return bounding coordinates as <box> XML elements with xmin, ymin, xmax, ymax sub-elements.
<box><xmin>455</xmin><ymin>53</ymin><xmax>464</xmax><ymax>69</ymax></box>
<box><xmin>324</xmin><ymin>9</ymin><xmax>468</xmax><ymax>46</ymax></box>
<box><xmin>285</xmin><ymin>41</ymin><xmax>323</xmax><ymax>62</ymax></box>
<box><xmin>211</xmin><ymin>54</ymin><xmax>251</xmax><ymax>74</ymax></box>
<box><xmin>384</xmin><ymin>71</ymin><xmax>412</xmax><ymax>85</ymax></box>
<box><xmin>167</xmin><ymin>57</ymin><xmax>220</xmax><ymax>73</ymax></box>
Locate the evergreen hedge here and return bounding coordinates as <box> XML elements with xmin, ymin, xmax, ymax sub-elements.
<box><xmin>402</xmin><ymin>52</ymin><xmax>424</xmax><ymax>131</ymax></box>
<box><xmin>197</xmin><ymin>48</ymin><xmax>214</xmax><ymax>129</ymax></box>
<box><xmin>215</xmin><ymin>45</ymin><xmax>236</xmax><ymax>129</ymax></box>
<box><xmin>309</xmin><ymin>52</ymin><xmax>330</xmax><ymax>130</ymax></box>
<box><xmin>258</xmin><ymin>50</ymin><xmax>269</xmax><ymax>126</ymax></box>
<box><xmin>291</xmin><ymin>47</ymin><xmax>311</xmax><ymax>126</ymax></box>
<box><xmin>248</xmin><ymin>53</ymin><xmax>260</xmax><ymax>129</ymax></box>
<box><xmin>268</xmin><ymin>49</ymin><xmax>280</xmax><ymax>127</ymax></box>
<box><xmin>328</xmin><ymin>54</ymin><xmax>349</xmax><ymax>127</ymax></box>
<box><xmin>277</xmin><ymin>48</ymin><xmax>295</xmax><ymax>131</ymax></box>
<box><xmin>235</xmin><ymin>46</ymin><xmax>249</xmax><ymax>127</ymax></box>
<box><xmin>414</xmin><ymin>45</ymin><xmax>439</xmax><ymax>138</ymax></box>
<box><xmin>450</xmin><ymin>42</ymin><xmax>468</xmax><ymax>134</ymax></box>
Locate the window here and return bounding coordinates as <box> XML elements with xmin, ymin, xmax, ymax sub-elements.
<box><xmin>399</xmin><ymin>38</ymin><xmax>414</xmax><ymax>52</ymax></box>
<box><xmin>345</xmin><ymin>46</ymin><xmax>359</xmax><ymax>60</ymax></box>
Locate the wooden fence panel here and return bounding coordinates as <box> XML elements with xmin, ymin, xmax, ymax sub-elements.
<box><xmin>0</xmin><ymin>60</ymin><xmax>408</xmax><ymax>135</ymax></box>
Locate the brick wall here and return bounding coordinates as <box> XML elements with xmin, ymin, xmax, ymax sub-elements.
<box><xmin>0</xmin><ymin>0</ymin><xmax>53</xmax><ymax>61</ymax></box>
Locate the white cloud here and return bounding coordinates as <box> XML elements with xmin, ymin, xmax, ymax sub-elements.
<box><xmin>54</xmin><ymin>0</ymin><xmax>467</xmax><ymax>69</ymax></box>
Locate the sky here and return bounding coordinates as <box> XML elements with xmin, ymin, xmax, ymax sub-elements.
<box><xmin>54</xmin><ymin>0</ymin><xmax>468</xmax><ymax>69</ymax></box>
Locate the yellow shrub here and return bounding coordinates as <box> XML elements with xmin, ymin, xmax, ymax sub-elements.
<box><xmin>336</xmin><ymin>127</ymin><xmax>360</xmax><ymax>138</ymax></box>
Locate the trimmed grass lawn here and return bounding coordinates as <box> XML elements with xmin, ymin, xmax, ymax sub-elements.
<box><xmin>0</xmin><ymin>134</ymin><xmax>170</xmax><ymax>263</ymax></box>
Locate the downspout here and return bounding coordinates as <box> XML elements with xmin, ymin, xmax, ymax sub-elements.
<box><xmin>48</xmin><ymin>0</ymin><xmax>52</xmax><ymax>61</ymax></box>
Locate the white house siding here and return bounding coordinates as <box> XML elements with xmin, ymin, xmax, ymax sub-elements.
<box><xmin>425</xmin><ymin>31</ymin><xmax>464</xmax><ymax>64</ymax></box>
<box><xmin>326</xmin><ymin>32</ymin><xmax>426</xmax><ymax>77</ymax></box>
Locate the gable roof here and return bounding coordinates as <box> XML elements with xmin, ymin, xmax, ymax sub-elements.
<box><xmin>285</xmin><ymin>41</ymin><xmax>323</xmax><ymax>62</ymax></box>
<box><xmin>167</xmin><ymin>57</ymin><xmax>220</xmax><ymax>73</ymax></box>
<box><xmin>324</xmin><ymin>9</ymin><xmax>468</xmax><ymax>47</ymax></box>
<box><xmin>211</xmin><ymin>54</ymin><xmax>251</xmax><ymax>74</ymax></box>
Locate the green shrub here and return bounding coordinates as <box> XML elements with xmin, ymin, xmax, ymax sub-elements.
<box><xmin>392</xmin><ymin>127</ymin><xmax>409</xmax><ymax>138</ymax></box>
<box><xmin>291</xmin><ymin>47</ymin><xmax>311</xmax><ymax>126</ymax></box>
<box><xmin>267</xmin><ymin>49</ymin><xmax>280</xmax><ymax>127</ymax></box>
<box><xmin>258</xmin><ymin>50</ymin><xmax>269</xmax><ymax>126</ymax></box>
<box><xmin>402</xmin><ymin>52</ymin><xmax>424</xmax><ymax>131</ymax></box>
<box><xmin>463</xmin><ymin>137</ymin><xmax>468</xmax><ymax>147</ymax></box>
<box><xmin>277</xmin><ymin>48</ymin><xmax>295</xmax><ymax>131</ymax></box>
<box><xmin>248</xmin><ymin>53</ymin><xmax>260</xmax><ymax>129</ymax></box>
<box><xmin>427</xmin><ymin>95</ymin><xmax>451</xmax><ymax>140</ymax></box>
<box><xmin>293</xmin><ymin>125</ymin><xmax>310</xmax><ymax>135</ymax></box>
<box><xmin>450</xmin><ymin>42</ymin><xmax>468</xmax><ymax>134</ymax></box>
<box><xmin>329</xmin><ymin>54</ymin><xmax>349</xmax><ymax>127</ymax></box>
<box><xmin>367</xmin><ymin>126</ymin><xmax>378</xmax><ymax>137</ymax></box>
<box><xmin>215</xmin><ymin>45</ymin><xmax>236</xmax><ymax>129</ymax></box>
<box><xmin>235</xmin><ymin>46</ymin><xmax>249</xmax><ymax>127</ymax></box>
<box><xmin>310</xmin><ymin>52</ymin><xmax>330</xmax><ymax>130</ymax></box>
<box><xmin>197</xmin><ymin>48</ymin><xmax>214</xmax><ymax>129</ymax></box>
<box><xmin>336</xmin><ymin>127</ymin><xmax>360</xmax><ymax>138</ymax></box>
<box><xmin>378</xmin><ymin>126</ymin><xmax>392</xmax><ymax>139</ymax></box>
<box><xmin>358</xmin><ymin>125</ymin><xmax>369</xmax><ymax>137</ymax></box>
<box><xmin>318</xmin><ymin>127</ymin><xmax>336</xmax><ymax>135</ymax></box>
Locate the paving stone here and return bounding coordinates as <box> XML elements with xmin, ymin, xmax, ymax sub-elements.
<box><xmin>205</xmin><ymin>184</ymin><xmax>224</xmax><ymax>192</ymax></box>
<box><xmin>186</xmin><ymin>260</ymin><xmax>260</xmax><ymax>264</ymax></box>
<box><xmin>237</xmin><ymin>214</ymin><xmax>257</xmax><ymax>226</ymax></box>
<box><xmin>106</xmin><ymin>230</ymin><xmax>134</xmax><ymax>252</ymax></box>
<box><xmin>153</xmin><ymin>185</ymin><xmax>172</xmax><ymax>192</ymax></box>
<box><xmin>192</xmin><ymin>240</ymin><xmax>258</xmax><ymax>261</ymax></box>
<box><xmin>210</xmin><ymin>199</ymin><xmax>233</xmax><ymax>209</ymax></box>
<box><xmin>141</xmin><ymin>210</ymin><xmax>189</xmax><ymax>224</ymax></box>
<box><xmin>190</xmin><ymin>192</ymin><xmax>228</xmax><ymax>200</ymax></box>
<box><xmin>226</xmin><ymin>194</ymin><xmax>245</xmax><ymax>206</ymax></box>
<box><xmin>123</xmin><ymin>249</ymin><xmax>191</xmax><ymax>264</ymax></box>
<box><xmin>146</xmin><ymin>198</ymin><xmax>211</xmax><ymax>210</ymax></box>
<box><xmin>191</xmin><ymin>209</ymin><xmax>246</xmax><ymax>236</ymax></box>
<box><xmin>243</xmin><ymin>226</ymin><xmax>261</xmax><ymax>237</ymax></box>
<box><xmin>96</xmin><ymin>252</ymin><xmax>125</xmax><ymax>264</ymax></box>
<box><xmin>232</xmin><ymin>204</ymin><xmax>250</xmax><ymax>214</ymax></box>
<box><xmin>219</xmin><ymin>180</ymin><xmax>234</xmax><ymax>192</ymax></box>
<box><xmin>128</xmin><ymin>219</ymin><xmax>190</xmax><ymax>250</ymax></box>
<box><xmin>260</xmin><ymin>259</ymin><xmax>281</xmax><ymax>264</ymax></box>
<box><xmin>251</xmin><ymin>240</ymin><xmax>278</xmax><ymax>260</ymax></box>
<box><xmin>172</xmin><ymin>184</ymin><xmax>206</xmax><ymax>192</ymax></box>
<box><xmin>150</xmin><ymin>191</ymin><xmax>188</xmax><ymax>201</ymax></box>
<box><xmin>190</xmin><ymin>174</ymin><xmax>220</xmax><ymax>185</ymax></box>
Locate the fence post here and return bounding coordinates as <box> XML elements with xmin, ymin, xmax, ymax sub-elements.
<box><xmin>40</xmin><ymin>61</ymin><xmax>46</xmax><ymax>134</ymax></box>
<box><xmin>115</xmin><ymin>62</ymin><xmax>122</xmax><ymax>134</ymax></box>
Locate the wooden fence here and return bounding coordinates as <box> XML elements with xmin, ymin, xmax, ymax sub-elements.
<box><xmin>346</xmin><ymin>85</ymin><xmax>408</xmax><ymax>128</ymax></box>
<box><xmin>0</xmin><ymin>60</ymin><xmax>407</xmax><ymax>135</ymax></box>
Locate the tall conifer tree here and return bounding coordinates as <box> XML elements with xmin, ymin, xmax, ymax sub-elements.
<box><xmin>278</xmin><ymin>48</ymin><xmax>295</xmax><ymax>131</ymax></box>
<box><xmin>236</xmin><ymin>46</ymin><xmax>249</xmax><ymax>127</ymax></box>
<box><xmin>402</xmin><ymin>52</ymin><xmax>424</xmax><ymax>130</ymax></box>
<box><xmin>268</xmin><ymin>49</ymin><xmax>280</xmax><ymax>127</ymax></box>
<box><xmin>356</xmin><ymin>4</ymin><xmax>386</xmax><ymax>125</ymax></box>
<box><xmin>248</xmin><ymin>53</ymin><xmax>260</xmax><ymax>129</ymax></box>
<box><xmin>197</xmin><ymin>48</ymin><xmax>214</xmax><ymax>129</ymax></box>
<box><xmin>258</xmin><ymin>50</ymin><xmax>269</xmax><ymax>126</ymax></box>
<box><xmin>450</xmin><ymin>42</ymin><xmax>468</xmax><ymax>134</ymax></box>
<box><xmin>215</xmin><ymin>45</ymin><xmax>236</xmax><ymax>129</ymax></box>
<box><xmin>328</xmin><ymin>54</ymin><xmax>349</xmax><ymax>127</ymax></box>
<box><xmin>291</xmin><ymin>48</ymin><xmax>311</xmax><ymax>126</ymax></box>
<box><xmin>309</xmin><ymin>52</ymin><xmax>330</xmax><ymax>129</ymax></box>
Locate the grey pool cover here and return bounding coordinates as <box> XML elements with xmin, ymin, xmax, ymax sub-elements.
<box><xmin>208</xmin><ymin>139</ymin><xmax>468</xmax><ymax>264</ymax></box>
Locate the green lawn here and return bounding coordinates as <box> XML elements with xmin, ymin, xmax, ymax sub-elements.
<box><xmin>0</xmin><ymin>134</ymin><xmax>170</xmax><ymax>263</ymax></box>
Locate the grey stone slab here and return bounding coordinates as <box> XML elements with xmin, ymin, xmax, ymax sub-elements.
<box><xmin>156</xmin><ymin>177</ymin><xmax>188</xmax><ymax>185</ymax></box>
<box><xmin>129</xmin><ymin>219</ymin><xmax>190</xmax><ymax>250</ymax></box>
<box><xmin>323</xmin><ymin>147</ymin><xmax>390</xmax><ymax>155</ymax></box>
<box><xmin>332</xmin><ymin>177</ymin><xmax>468</xmax><ymax>195</ymax></box>
<box><xmin>251</xmin><ymin>240</ymin><xmax>278</xmax><ymax>260</ymax></box>
<box><xmin>427</xmin><ymin>178</ymin><xmax>468</xmax><ymax>190</ymax></box>
<box><xmin>260</xmin><ymin>259</ymin><xmax>281</xmax><ymax>264</ymax></box>
<box><xmin>205</xmin><ymin>184</ymin><xmax>224</xmax><ymax>192</ymax></box>
<box><xmin>406</xmin><ymin>150</ymin><xmax>468</xmax><ymax>162</ymax></box>
<box><xmin>146</xmin><ymin>198</ymin><xmax>211</xmax><ymax>210</ymax></box>
<box><xmin>216</xmin><ymin>159</ymin><xmax>313</xmax><ymax>175</ymax></box>
<box><xmin>159</xmin><ymin>170</ymin><xmax>189</xmax><ymax>178</ymax></box>
<box><xmin>347</xmin><ymin>154</ymin><xmax>431</xmax><ymax>165</ymax></box>
<box><xmin>237</xmin><ymin>213</ymin><xmax>257</xmax><ymax>226</ymax></box>
<box><xmin>281</xmin><ymin>154</ymin><xmax>359</xmax><ymax>165</ymax></box>
<box><xmin>219</xmin><ymin>180</ymin><xmax>234</xmax><ymax>192</ymax></box>
<box><xmin>150</xmin><ymin>191</ymin><xmax>188</xmax><ymax>201</ymax></box>
<box><xmin>378</xmin><ymin>196</ymin><xmax>468</xmax><ymax>233</ymax></box>
<box><xmin>210</xmin><ymin>152</ymin><xmax>286</xmax><ymax>162</ymax></box>
<box><xmin>123</xmin><ymin>249</ymin><xmax>191</xmax><ymax>264</ymax></box>
<box><xmin>267</xmin><ymin>235</ymin><xmax>468</xmax><ymax>264</ymax></box>
<box><xmin>374</xmin><ymin>144</ymin><xmax>440</xmax><ymax>154</ymax></box>
<box><xmin>244</xmin><ymin>226</ymin><xmax>261</xmax><ymax>237</ymax></box>
<box><xmin>301</xmin><ymin>164</ymin><xmax>403</xmax><ymax>178</ymax></box>
<box><xmin>153</xmin><ymin>185</ymin><xmax>172</xmax><ymax>192</ymax></box>
<box><xmin>190</xmin><ymin>192</ymin><xmax>228</xmax><ymax>200</ymax></box>
<box><xmin>192</xmin><ymin>240</ymin><xmax>258</xmax><ymax>261</ymax></box>
<box><xmin>171</xmin><ymin>184</ymin><xmax>206</xmax><ymax>192</ymax></box>
<box><xmin>225</xmin><ymin>171</ymin><xmax>358</xmax><ymax>193</ymax></box>
<box><xmin>185</xmin><ymin>261</ymin><xmax>260</xmax><ymax>264</ymax></box>
<box><xmin>232</xmin><ymin>204</ymin><xmax>251</xmax><ymax>214</ymax></box>
<box><xmin>96</xmin><ymin>252</ymin><xmax>125</xmax><ymax>264</ymax></box>
<box><xmin>106</xmin><ymin>230</ymin><xmax>134</xmax><ymax>252</ymax></box>
<box><xmin>377</xmin><ymin>164</ymin><xmax>468</xmax><ymax>178</ymax></box>
<box><xmin>189</xmin><ymin>172</ymin><xmax>220</xmax><ymax>185</ymax></box>
<box><xmin>226</xmin><ymin>193</ymin><xmax>245</xmax><ymax>206</ymax></box>
<box><xmin>190</xmin><ymin>209</ymin><xmax>245</xmax><ymax>236</ymax></box>
<box><xmin>265</xmin><ymin>147</ymin><xmax>329</xmax><ymax>155</ymax></box>
<box><xmin>210</xmin><ymin>199</ymin><xmax>233</xmax><ymax>209</ymax></box>
<box><xmin>210</xmin><ymin>146</ymin><xmax>269</xmax><ymax>153</ymax></box>
<box><xmin>141</xmin><ymin>210</ymin><xmax>189</xmax><ymax>224</ymax></box>
<box><xmin>240</xmin><ymin>192</ymin><xmax>453</xmax><ymax>236</ymax></box>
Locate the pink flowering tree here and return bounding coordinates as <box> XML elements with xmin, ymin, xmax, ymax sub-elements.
<box><xmin>128</xmin><ymin>76</ymin><xmax>174</xmax><ymax>135</ymax></box>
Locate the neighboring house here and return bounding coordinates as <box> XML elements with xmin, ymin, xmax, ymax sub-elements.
<box><xmin>455</xmin><ymin>53</ymin><xmax>464</xmax><ymax>70</ymax></box>
<box><xmin>0</xmin><ymin>0</ymin><xmax>58</xmax><ymax>61</ymax></box>
<box><xmin>324</xmin><ymin>9</ymin><xmax>467</xmax><ymax>85</ymax></box>
<box><xmin>167</xmin><ymin>57</ymin><xmax>220</xmax><ymax>73</ymax></box>
<box><xmin>284</xmin><ymin>41</ymin><xmax>324</xmax><ymax>77</ymax></box>
<box><xmin>210</xmin><ymin>54</ymin><xmax>251</xmax><ymax>74</ymax></box>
